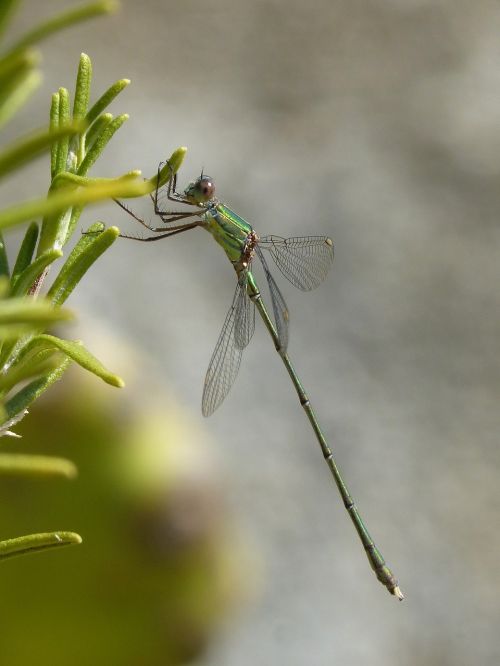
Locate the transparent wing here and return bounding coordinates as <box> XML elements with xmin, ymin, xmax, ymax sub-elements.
<box><xmin>259</xmin><ymin>235</ymin><xmax>334</xmax><ymax>291</ymax></box>
<box><xmin>202</xmin><ymin>282</ymin><xmax>247</xmax><ymax>417</ymax></box>
<box><xmin>234</xmin><ymin>273</ymin><xmax>255</xmax><ymax>350</ymax></box>
<box><xmin>255</xmin><ymin>246</ymin><xmax>289</xmax><ymax>352</ymax></box>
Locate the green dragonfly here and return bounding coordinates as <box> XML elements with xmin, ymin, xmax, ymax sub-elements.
<box><xmin>115</xmin><ymin>161</ymin><xmax>403</xmax><ymax>600</ymax></box>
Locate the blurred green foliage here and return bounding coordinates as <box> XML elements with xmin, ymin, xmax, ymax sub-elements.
<box><xmin>0</xmin><ymin>362</ymin><xmax>243</xmax><ymax>665</ymax></box>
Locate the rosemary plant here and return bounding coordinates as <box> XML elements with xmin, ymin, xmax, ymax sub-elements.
<box><xmin>0</xmin><ymin>0</ymin><xmax>185</xmax><ymax>560</ymax></box>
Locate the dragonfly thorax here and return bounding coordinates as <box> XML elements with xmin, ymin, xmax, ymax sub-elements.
<box><xmin>201</xmin><ymin>202</ymin><xmax>255</xmax><ymax>267</ymax></box>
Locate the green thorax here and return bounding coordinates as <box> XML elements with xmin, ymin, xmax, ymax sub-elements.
<box><xmin>202</xmin><ymin>203</ymin><xmax>253</xmax><ymax>264</ymax></box>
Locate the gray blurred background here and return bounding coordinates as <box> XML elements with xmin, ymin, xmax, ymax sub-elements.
<box><xmin>3</xmin><ymin>1</ymin><xmax>500</xmax><ymax>664</ymax></box>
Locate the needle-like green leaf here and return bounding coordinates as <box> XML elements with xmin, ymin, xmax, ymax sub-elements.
<box><xmin>48</xmin><ymin>223</ymin><xmax>119</xmax><ymax>305</ymax></box>
<box><xmin>5</xmin><ymin>0</ymin><xmax>118</xmax><ymax>56</ymax></box>
<box><xmin>0</xmin><ymin>0</ymin><xmax>20</xmax><ymax>41</ymax></box>
<box><xmin>85</xmin><ymin>111</ymin><xmax>112</xmax><ymax>148</ymax></box>
<box><xmin>0</xmin><ymin>275</ymin><xmax>9</xmax><ymax>298</ymax></box>
<box><xmin>49</xmin><ymin>91</ymin><xmax>59</xmax><ymax>178</ymax></box>
<box><xmin>0</xmin><ymin>68</ymin><xmax>40</xmax><ymax>128</ymax></box>
<box><xmin>0</xmin><ymin>299</ymin><xmax>71</xmax><ymax>361</ymax></box>
<box><xmin>73</xmin><ymin>53</ymin><xmax>92</xmax><ymax>122</ymax></box>
<box><xmin>85</xmin><ymin>77</ymin><xmax>130</xmax><ymax>125</ymax></box>
<box><xmin>0</xmin><ymin>324</ymin><xmax>42</xmax><ymax>339</ymax></box>
<box><xmin>0</xmin><ymin>346</ymin><xmax>61</xmax><ymax>394</ymax></box>
<box><xmin>0</xmin><ymin>454</ymin><xmax>77</xmax><ymax>479</ymax></box>
<box><xmin>4</xmin><ymin>356</ymin><xmax>71</xmax><ymax>419</ymax></box>
<box><xmin>0</xmin><ymin>48</ymin><xmax>39</xmax><ymax>83</ymax></box>
<box><xmin>24</xmin><ymin>334</ymin><xmax>124</xmax><ymax>387</ymax></box>
<box><xmin>11</xmin><ymin>222</ymin><xmax>38</xmax><ymax>286</ymax></box>
<box><xmin>147</xmin><ymin>146</ymin><xmax>187</xmax><ymax>189</ymax></box>
<box><xmin>0</xmin><ymin>298</ymin><xmax>73</xmax><ymax>325</ymax></box>
<box><xmin>33</xmin><ymin>175</ymin><xmax>149</xmax><ymax>253</ymax></box>
<box><xmin>54</xmin><ymin>87</ymin><xmax>70</xmax><ymax>174</ymax></box>
<box><xmin>0</xmin><ymin>176</ymin><xmax>150</xmax><ymax>234</ymax></box>
<box><xmin>0</xmin><ymin>531</ymin><xmax>82</xmax><ymax>561</ymax></box>
<box><xmin>11</xmin><ymin>249</ymin><xmax>62</xmax><ymax>296</ymax></box>
<box><xmin>0</xmin><ymin>123</ymin><xmax>83</xmax><ymax>181</ymax></box>
<box><xmin>73</xmin><ymin>53</ymin><xmax>92</xmax><ymax>165</ymax></box>
<box><xmin>0</xmin><ymin>231</ymin><xmax>9</xmax><ymax>277</ymax></box>
<box><xmin>52</xmin><ymin>170</ymin><xmax>141</xmax><ymax>189</ymax></box>
<box><xmin>77</xmin><ymin>112</ymin><xmax>128</xmax><ymax>176</ymax></box>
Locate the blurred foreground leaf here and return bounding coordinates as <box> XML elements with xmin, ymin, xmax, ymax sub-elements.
<box><xmin>0</xmin><ymin>531</ymin><xmax>82</xmax><ymax>561</ymax></box>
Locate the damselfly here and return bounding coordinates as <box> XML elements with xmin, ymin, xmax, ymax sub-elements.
<box><xmin>115</xmin><ymin>160</ymin><xmax>403</xmax><ymax>599</ymax></box>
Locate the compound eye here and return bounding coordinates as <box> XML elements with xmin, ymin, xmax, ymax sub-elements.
<box><xmin>200</xmin><ymin>177</ymin><xmax>215</xmax><ymax>199</ymax></box>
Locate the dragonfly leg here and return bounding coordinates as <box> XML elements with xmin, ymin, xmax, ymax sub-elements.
<box><xmin>156</xmin><ymin>211</ymin><xmax>200</xmax><ymax>225</ymax></box>
<box><xmin>148</xmin><ymin>192</ymin><xmax>191</xmax><ymax>215</ymax></box>
<box><xmin>148</xmin><ymin>192</ymin><xmax>201</xmax><ymax>225</ymax></box>
<box><xmin>114</xmin><ymin>198</ymin><xmax>199</xmax><ymax>232</ymax></box>
<box><xmin>155</xmin><ymin>160</ymin><xmax>193</xmax><ymax>208</ymax></box>
<box><xmin>118</xmin><ymin>221</ymin><xmax>200</xmax><ymax>242</ymax></box>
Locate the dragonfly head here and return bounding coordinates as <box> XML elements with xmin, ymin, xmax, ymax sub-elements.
<box><xmin>184</xmin><ymin>175</ymin><xmax>216</xmax><ymax>205</ymax></box>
